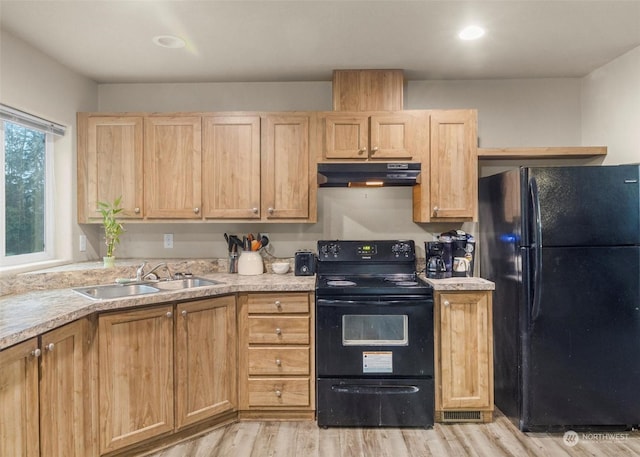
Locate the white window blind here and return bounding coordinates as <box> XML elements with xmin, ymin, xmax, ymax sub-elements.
<box><xmin>0</xmin><ymin>104</ymin><xmax>66</xmax><ymax>137</ymax></box>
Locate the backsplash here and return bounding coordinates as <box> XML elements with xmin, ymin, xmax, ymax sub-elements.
<box><xmin>1</xmin><ymin>257</ymin><xmax>295</xmax><ymax>297</ymax></box>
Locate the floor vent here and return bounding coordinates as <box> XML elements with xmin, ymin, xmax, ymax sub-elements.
<box><xmin>441</xmin><ymin>411</ymin><xmax>483</xmax><ymax>422</ymax></box>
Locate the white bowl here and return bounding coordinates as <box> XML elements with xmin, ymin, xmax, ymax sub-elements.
<box><xmin>271</xmin><ymin>262</ymin><xmax>290</xmax><ymax>274</ymax></box>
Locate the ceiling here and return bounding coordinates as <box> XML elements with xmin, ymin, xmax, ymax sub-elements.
<box><xmin>1</xmin><ymin>0</ymin><xmax>639</xmax><ymax>84</ymax></box>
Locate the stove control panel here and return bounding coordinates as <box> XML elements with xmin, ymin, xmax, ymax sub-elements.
<box><xmin>317</xmin><ymin>240</ymin><xmax>415</xmax><ymax>262</ymax></box>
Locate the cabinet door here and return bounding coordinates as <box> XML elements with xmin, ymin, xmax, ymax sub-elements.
<box><xmin>144</xmin><ymin>116</ymin><xmax>202</xmax><ymax>218</ymax></box>
<box><xmin>323</xmin><ymin>114</ymin><xmax>368</xmax><ymax>159</ymax></box>
<box><xmin>436</xmin><ymin>291</ymin><xmax>493</xmax><ymax>410</ymax></box>
<box><xmin>261</xmin><ymin>115</ymin><xmax>310</xmax><ymax>219</ymax></box>
<box><xmin>98</xmin><ymin>305</ymin><xmax>174</xmax><ymax>453</ymax></box>
<box><xmin>175</xmin><ymin>296</ymin><xmax>237</xmax><ymax>429</ymax></box>
<box><xmin>40</xmin><ymin>318</ymin><xmax>97</xmax><ymax>457</ymax></box>
<box><xmin>369</xmin><ymin>113</ymin><xmax>416</xmax><ymax>160</ymax></box>
<box><xmin>202</xmin><ymin>115</ymin><xmax>261</xmax><ymax>219</ymax></box>
<box><xmin>429</xmin><ymin>110</ymin><xmax>478</xmax><ymax>220</ymax></box>
<box><xmin>78</xmin><ymin>115</ymin><xmax>144</xmax><ymax>221</ymax></box>
<box><xmin>0</xmin><ymin>339</ymin><xmax>40</xmax><ymax>457</ymax></box>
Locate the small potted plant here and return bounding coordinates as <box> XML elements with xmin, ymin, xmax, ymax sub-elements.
<box><xmin>98</xmin><ymin>196</ymin><xmax>124</xmax><ymax>268</ymax></box>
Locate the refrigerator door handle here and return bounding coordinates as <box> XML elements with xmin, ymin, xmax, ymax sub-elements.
<box><xmin>529</xmin><ymin>177</ymin><xmax>543</xmax><ymax>322</ymax></box>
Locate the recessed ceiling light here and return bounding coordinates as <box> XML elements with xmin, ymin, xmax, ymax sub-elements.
<box><xmin>152</xmin><ymin>35</ymin><xmax>186</xmax><ymax>49</ymax></box>
<box><xmin>458</xmin><ymin>25</ymin><xmax>485</xmax><ymax>41</ymax></box>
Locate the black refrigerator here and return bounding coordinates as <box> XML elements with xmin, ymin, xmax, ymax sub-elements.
<box><xmin>479</xmin><ymin>165</ymin><xmax>640</xmax><ymax>432</ymax></box>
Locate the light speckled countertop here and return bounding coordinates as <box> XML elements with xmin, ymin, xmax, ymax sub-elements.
<box><xmin>1</xmin><ymin>261</ymin><xmax>494</xmax><ymax>351</ymax></box>
<box><xmin>0</xmin><ymin>272</ymin><xmax>315</xmax><ymax>350</ymax></box>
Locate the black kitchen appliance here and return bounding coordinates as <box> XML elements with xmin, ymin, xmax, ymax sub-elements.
<box><xmin>425</xmin><ymin>241</ymin><xmax>448</xmax><ymax>279</ymax></box>
<box><xmin>294</xmin><ymin>250</ymin><xmax>316</xmax><ymax>276</ymax></box>
<box><xmin>315</xmin><ymin>240</ymin><xmax>434</xmax><ymax>427</ymax></box>
<box><xmin>479</xmin><ymin>165</ymin><xmax>640</xmax><ymax>431</ymax></box>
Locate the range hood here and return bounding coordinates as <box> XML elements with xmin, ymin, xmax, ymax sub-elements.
<box><xmin>318</xmin><ymin>162</ymin><xmax>420</xmax><ymax>187</ymax></box>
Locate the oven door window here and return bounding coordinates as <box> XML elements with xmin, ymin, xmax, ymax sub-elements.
<box><xmin>342</xmin><ymin>314</ymin><xmax>408</xmax><ymax>346</ymax></box>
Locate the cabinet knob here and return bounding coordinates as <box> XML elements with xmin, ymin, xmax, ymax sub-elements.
<box><xmin>45</xmin><ymin>343</ymin><xmax>55</xmax><ymax>352</ymax></box>
<box><xmin>181</xmin><ymin>310</ymin><xmax>187</xmax><ymax>317</ymax></box>
<box><xmin>274</xmin><ymin>300</ymin><xmax>282</xmax><ymax>309</ymax></box>
<box><xmin>31</xmin><ymin>348</ymin><xmax>42</xmax><ymax>358</ymax></box>
<box><xmin>166</xmin><ymin>311</ymin><xmax>173</xmax><ymax>318</ymax></box>
<box><xmin>275</xmin><ymin>359</ymin><xmax>282</xmax><ymax>366</ymax></box>
<box><xmin>433</xmin><ymin>206</ymin><xmax>439</xmax><ymax>215</ymax></box>
<box><xmin>275</xmin><ymin>327</ymin><xmax>282</xmax><ymax>335</ymax></box>
<box><xmin>358</xmin><ymin>147</ymin><xmax>367</xmax><ymax>155</ymax></box>
<box><xmin>370</xmin><ymin>146</ymin><xmax>379</xmax><ymax>154</ymax></box>
<box><xmin>444</xmin><ymin>300</ymin><xmax>450</xmax><ymax>307</ymax></box>
<box><xmin>268</xmin><ymin>207</ymin><xmax>274</xmax><ymax>215</ymax></box>
<box><xmin>275</xmin><ymin>389</ymin><xmax>282</xmax><ymax>397</ymax></box>
<box><xmin>252</xmin><ymin>207</ymin><xmax>259</xmax><ymax>214</ymax></box>
<box><xmin>194</xmin><ymin>207</ymin><xmax>200</xmax><ymax>214</ymax></box>
<box><xmin>134</xmin><ymin>207</ymin><xmax>140</xmax><ymax>214</ymax></box>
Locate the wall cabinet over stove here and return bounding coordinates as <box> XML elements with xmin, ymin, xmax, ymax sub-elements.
<box><xmin>434</xmin><ymin>289</ymin><xmax>494</xmax><ymax>423</ymax></box>
<box><xmin>238</xmin><ymin>292</ymin><xmax>315</xmax><ymax>420</ymax></box>
<box><xmin>317</xmin><ymin>111</ymin><xmax>427</xmax><ymax>161</ymax></box>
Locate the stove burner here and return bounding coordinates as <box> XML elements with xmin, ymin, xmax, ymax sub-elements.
<box><xmin>326</xmin><ymin>276</ymin><xmax>346</xmax><ymax>281</ymax></box>
<box><xmin>384</xmin><ymin>275</ymin><xmax>416</xmax><ymax>282</ymax></box>
<box><xmin>394</xmin><ymin>281</ymin><xmax>419</xmax><ymax>286</ymax></box>
<box><xmin>326</xmin><ymin>280</ymin><xmax>357</xmax><ymax>287</ymax></box>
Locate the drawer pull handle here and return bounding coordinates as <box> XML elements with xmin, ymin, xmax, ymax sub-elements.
<box><xmin>275</xmin><ymin>300</ymin><xmax>282</xmax><ymax>308</ymax></box>
<box><xmin>275</xmin><ymin>389</ymin><xmax>282</xmax><ymax>397</ymax></box>
<box><xmin>275</xmin><ymin>328</ymin><xmax>282</xmax><ymax>335</ymax></box>
<box><xmin>275</xmin><ymin>359</ymin><xmax>282</xmax><ymax>366</ymax></box>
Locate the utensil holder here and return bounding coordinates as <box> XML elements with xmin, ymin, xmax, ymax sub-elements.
<box><xmin>238</xmin><ymin>251</ymin><xmax>263</xmax><ymax>275</ymax></box>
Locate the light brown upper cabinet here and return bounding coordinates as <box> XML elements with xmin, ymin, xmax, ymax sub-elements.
<box><xmin>319</xmin><ymin>111</ymin><xmax>425</xmax><ymax>161</ymax></box>
<box><xmin>202</xmin><ymin>113</ymin><xmax>316</xmax><ymax>222</ymax></box>
<box><xmin>261</xmin><ymin>114</ymin><xmax>313</xmax><ymax>220</ymax></box>
<box><xmin>144</xmin><ymin>116</ymin><xmax>202</xmax><ymax>219</ymax></box>
<box><xmin>332</xmin><ymin>69</ymin><xmax>404</xmax><ymax>111</ymax></box>
<box><xmin>413</xmin><ymin>110</ymin><xmax>478</xmax><ymax>222</ymax></box>
<box><xmin>77</xmin><ymin>114</ymin><xmax>144</xmax><ymax>222</ymax></box>
<box><xmin>202</xmin><ymin>115</ymin><xmax>261</xmax><ymax>219</ymax></box>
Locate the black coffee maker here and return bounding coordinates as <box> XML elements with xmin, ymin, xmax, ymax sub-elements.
<box><xmin>425</xmin><ymin>241</ymin><xmax>449</xmax><ymax>279</ymax></box>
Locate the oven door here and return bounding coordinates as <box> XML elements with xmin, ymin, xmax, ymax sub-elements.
<box><xmin>316</xmin><ymin>296</ymin><xmax>433</xmax><ymax>378</ymax></box>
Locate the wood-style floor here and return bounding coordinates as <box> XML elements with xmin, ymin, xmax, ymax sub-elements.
<box><xmin>147</xmin><ymin>410</ymin><xmax>640</xmax><ymax>457</ymax></box>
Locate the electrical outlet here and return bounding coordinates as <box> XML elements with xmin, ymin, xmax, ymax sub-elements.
<box><xmin>79</xmin><ymin>235</ymin><xmax>87</xmax><ymax>252</ymax></box>
<box><xmin>164</xmin><ymin>233</ymin><xmax>174</xmax><ymax>249</ymax></box>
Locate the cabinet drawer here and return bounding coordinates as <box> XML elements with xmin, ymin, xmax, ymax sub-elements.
<box><xmin>247</xmin><ymin>293</ymin><xmax>309</xmax><ymax>314</ymax></box>
<box><xmin>248</xmin><ymin>347</ymin><xmax>310</xmax><ymax>375</ymax></box>
<box><xmin>248</xmin><ymin>316</ymin><xmax>309</xmax><ymax>344</ymax></box>
<box><xmin>247</xmin><ymin>378</ymin><xmax>310</xmax><ymax>407</ymax></box>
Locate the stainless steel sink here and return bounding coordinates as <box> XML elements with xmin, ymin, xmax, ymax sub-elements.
<box><xmin>154</xmin><ymin>277</ymin><xmax>220</xmax><ymax>290</ymax></box>
<box><xmin>73</xmin><ymin>283</ymin><xmax>160</xmax><ymax>300</ymax></box>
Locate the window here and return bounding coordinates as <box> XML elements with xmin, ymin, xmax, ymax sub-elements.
<box><xmin>1</xmin><ymin>105</ymin><xmax>63</xmax><ymax>268</ymax></box>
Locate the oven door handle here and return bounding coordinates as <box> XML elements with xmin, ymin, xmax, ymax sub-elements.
<box><xmin>317</xmin><ymin>299</ymin><xmax>430</xmax><ymax>307</ymax></box>
<box><xmin>331</xmin><ymin>384</ymin><xmax>421</xmax><ymax>395</ymax></box>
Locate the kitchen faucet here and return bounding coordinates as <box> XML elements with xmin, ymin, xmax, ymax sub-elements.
<box><xmin>136</xmin><ymin>261</ymin><xmax>173</xmax><ymax>281</ymax></box>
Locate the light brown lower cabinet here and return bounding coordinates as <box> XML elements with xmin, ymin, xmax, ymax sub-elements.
<box><xmin>175</xmin><ymin>296</ymin><xmax>237</xmax><ymax>429</ymax></box>
<box><xmin>98</xmin><ymin>296</ymin><xmax>237</xmax><ymax>454</ymax></box>
<box><xmin>0</xmin><ymin>317</ymin><xmax>97</xmax><ymax>457</ymax></box>
<box><xmin>434</xmin><ymin>290</ymin><xmax>494</xmax><ymax>423</ymax></box>
<box><xmin>238</xmin><ymin>292</ymin><xmax>315</xmax><ymax>419</ymax></box>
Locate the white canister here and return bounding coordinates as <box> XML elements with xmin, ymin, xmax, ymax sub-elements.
<box><xmin>237</xmin><ymin>251</ymin><xmax>264</xmax><ymax>275</ymax></box>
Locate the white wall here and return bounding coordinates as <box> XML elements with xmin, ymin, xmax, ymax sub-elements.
<box><xmin>0</xmin><ymin>30</ymin><xmax>98</xmax><ymax>271</ymax></box>
<box><xmin>582</xmin><ymin>45</ymin><xmax>640</xmax><ymax>164</ymax></box>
